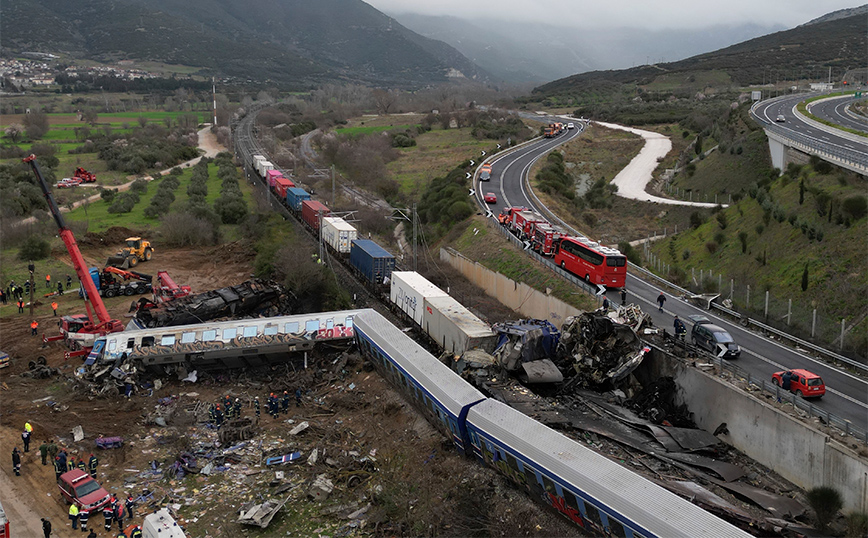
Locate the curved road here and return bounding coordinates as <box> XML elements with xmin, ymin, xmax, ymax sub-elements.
<box><xmin>481</xmin><ymin>115</ymin><xmax>868</xmax><ymax>436</ymax></box>
<box><xmin>753</xmin><ymin>94</ymin><xmax>868</xmax><ymax>158</ymax></box>
<box><xmin>808</xmin><ymin>94</ymin><xmax>868</xmax><ymax>133</ymax></box>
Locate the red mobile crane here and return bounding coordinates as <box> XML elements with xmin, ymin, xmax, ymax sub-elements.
<box><xmin>24</xmin><ymin>155</ymin><xmax>124</xmax><ymax>356</ymax></box>
<box><xmin>154</xmin><ymin>270</ymin><xmax>192</xmax><ymax>302</ymax></box>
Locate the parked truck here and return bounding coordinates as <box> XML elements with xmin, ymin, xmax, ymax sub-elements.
<box><xmin>87</xmin><ymin>267</ymin><xmax>153</xmax><ymax>297</ymax></box>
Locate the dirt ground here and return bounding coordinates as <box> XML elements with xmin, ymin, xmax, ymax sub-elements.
<box><xmin>0</xmin><ymin>233</ymin><xmax>582</xmax><ymax>537</ymax></box>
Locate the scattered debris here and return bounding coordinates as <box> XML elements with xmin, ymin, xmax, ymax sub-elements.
<box><xmin>237</xmin><ymin>497</ymin><xmax>290</xmax><ymax>528</ymax></box>
<box><xmin>556</xmin><ymin>312</ymin><xmax>646</xmax><ymax>388</ymax></box>
<box><xmin>266</xmin><ymin>452</ymin><xmax>302</xmax><ymax>466</ymax></box>
<box><xmin>72</xmin><ymin>425</ymin><xmax>84</xmax><ymax>442</ymax></box>
<box><xmin>309</xmin><ymin>474</ymin><xmax>334</xmax><ymax>501</ymax></box>
<box><xmin>96</xmin><ymin>436</ymin><xmax>124</xmax><ymax>449</ymax></box>
<box><xmin>289</xmin><ymin>421</ymin><xmax>309</xmax><ymax>436</ymax></box>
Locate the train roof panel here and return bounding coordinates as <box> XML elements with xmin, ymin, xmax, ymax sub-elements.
<box><xmin>391</xmin><ymin>271</ymin><xmax>448</xmax><ymax>299</ymax></box>
<box><xmin>351</xmin><ymin>239</ymin><xmax>394</xmax><ymax>258</ymax></box>
<box><xmin>323</xmin><ymin>217</ymin><xmax>356</xmax><ymax>231</ymax></box>
<box><xmin>353</xmin><ymin>309</ymin><xmax>484</xmax><ymax>415</ymax></box>
<box><xmin>466</xmin><ymin>399</ymin><xmax>750</xmax><ymax>538</ymax></box>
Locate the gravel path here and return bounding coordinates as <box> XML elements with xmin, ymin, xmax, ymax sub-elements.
<box><xmin>595</xmin><ymin>121</ymin><xmax>724</xmax><ymax>208</ymax></box>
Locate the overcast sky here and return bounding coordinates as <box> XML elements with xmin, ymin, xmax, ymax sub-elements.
<box><xmin>367</xmin><ymin>1</ymin><xmax>863</xmax><ymax>30</ymax></box>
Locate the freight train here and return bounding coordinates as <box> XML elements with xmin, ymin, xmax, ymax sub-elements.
<box><xmin>353</xmin><ymin>309</ymin><xmax>751</xmax><ymax>538</ymax></box>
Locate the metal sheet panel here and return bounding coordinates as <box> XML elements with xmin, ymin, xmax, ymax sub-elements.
<box><xmin>423</xmin><ymin>295</ymin><xmax>496</xmax><ymax>356</ymax></box>
<box><xmin>466</xmin><ymin>399</ymin><xmax>752</xmax><ymax>538</ymax></box>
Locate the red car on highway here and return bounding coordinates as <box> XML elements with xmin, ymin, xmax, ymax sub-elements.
<box><xmin>484</xmin><ymin>192</ymin><xmax>497</xmax><ymax>204</ymax></box>
<box><xmin>772</xmin><ymin>368</ymin><xmax>826</xmax><ymax>399</ymax></box>
<box><xmin>57</xmin><ymin>469</ymin><xmax>112</xmax><ymax>512</ymax></box>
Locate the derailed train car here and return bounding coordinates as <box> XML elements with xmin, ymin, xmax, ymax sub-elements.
<box><xmin>390</xmin><ymin>271</ymin><xmax>496</xmax><ymax>356</ymax></box>
<box><xmin>353</xmin><ymin>309</ymin><xmax>751</xmax><ymax>538</ymax></box>
<box><xmin>130</xmin><ymin>279</ymin><xmax>285</xmax><ymax>330</ymax></box>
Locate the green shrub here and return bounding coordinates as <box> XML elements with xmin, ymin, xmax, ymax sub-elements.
<box><xmin>806</xmin><ymin>486</ymin><xmax>842</xmax><ymax>532</ymax></box>
<box><xmin>846</xmin><ymin>512</ymin><xmax>868</xmax><ymax>538</ymax></box>
<box><xmin>841</xmin><ymin>195</ymin><xmax>867</xmax><ymax>221</ymax></box>
<box><xmin>18</xmin><ymin>236</ymin><xmax>50</xmax><ymax>260</ymax></box>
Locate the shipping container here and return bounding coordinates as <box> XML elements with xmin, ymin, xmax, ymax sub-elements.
<box><xmin>266</xmin><ymin>169</ymin><xmax>283</xmax><ymax>189</ymax></box>
<box><xmin>253</xmin><ymin>155</ymin><xmax>266</xmax><ymax>173</ymax></box>
<box><xmin>423</xmin><ymin>295</ymin><xmax>497</xmax><ymax>356</ymax></box>
<box><xmin>350</xmin><ymin>239</ymin><xmax>395</xmax><ymax>287</ymax></box>
<box><xmin>301</xmin><ymin>200</ymin><xmax>330</xmax><ymax>230</ymax></box>
<box><xmin>285</xmin><ymin>187</ymin><xmax>311</xmax><ymax>212</ymax></box>
<box><xmin>321</xmin><ymin>217</ymin><xmax>358</xmax><ymax>254</ymax></box>
<box><xmin>390</xmin><ymin>271</ymin><xmax>448</xmax><ymax>327</ymax></box>
<box><xmin>273</xmin><ymin>176</ymin><xmax>295</xmax><ymax>199</ymax></box>
<box><xmin>257</xmin><ymin>160</ymin><xmax>274</xmax><ymax>178</ymax></box>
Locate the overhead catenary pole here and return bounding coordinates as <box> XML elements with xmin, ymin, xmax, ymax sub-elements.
<box><xmin>412</xmin><ymin>203</ymin><xmax>418</xmax><ymax>272</ymax></box>
<box><xmin>212</xmin><ymin>77</ymin><xmax>217</xmax><ymax>126</ymax></box>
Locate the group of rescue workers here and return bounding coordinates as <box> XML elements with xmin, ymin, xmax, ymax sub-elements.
<box><xmin>208</xmin><ymin>389</ymin><xmax>303</xmax><ymax>428</ymax></box>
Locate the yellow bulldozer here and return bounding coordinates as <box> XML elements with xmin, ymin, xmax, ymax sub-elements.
<box><xmin>106</xmin><ymin>237</ymin><xmax>154</xmax><ymax>269</ymax></box>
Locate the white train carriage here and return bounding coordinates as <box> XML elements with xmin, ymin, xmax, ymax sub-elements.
<box><xmin>465</xmin><ymin>399</ymin><xmax>751</xmax><ymax>538</ymax></box>
<box><xmin>353</xmin><ymin>309</ymin><xmax>484</xmax><ymax>455</ymax></box>
<box><xmin>86</xmin><ymin>310</ymin><xmax>362</xmax><ymax>370</ymax></box>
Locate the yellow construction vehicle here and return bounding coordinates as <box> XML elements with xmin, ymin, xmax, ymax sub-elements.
<box><xmin>106</xmin><ymin>237</ymin><xmax>154</xmax><ymax>268</ymax></box>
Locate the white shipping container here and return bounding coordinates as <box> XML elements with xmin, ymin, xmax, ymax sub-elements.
<box><xmin>390</xmin><ymin>271</ymin><xmax>448</xmax><ymax>327</ymax></box>
<box><xmin>322</xmin><ymin>217</ymin><xmax>358</xmax><ymax>254</ymax></box>
<box><xmin>423</xmin><ymin>295</ymin><xmax>496</xmax><ymax>356</ymax></box>
<box><xmin>257</xmin><ymin>160</ymin><xmax>274</xmax><ymax>178</ymax></box>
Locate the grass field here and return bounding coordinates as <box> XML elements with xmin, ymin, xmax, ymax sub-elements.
<box><xmin>387</xmin><ymin>126</ymin><xmax>492</xmax><ymax>197</ymax></box>
<box><xmin>334</xmin><ymin>123</ymin><xmax>418</xmax><ymax>137</ymax></box>
<box><xmin>64</xmin><ymin>160</ymin><xmax>247</xmax><ymax>232</ymax></box>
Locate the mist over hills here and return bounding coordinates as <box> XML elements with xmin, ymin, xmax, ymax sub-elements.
<box><xmin>390</xmin><ymin>12</ymin><xmax>786</xmax><ymax>84</ymax></box>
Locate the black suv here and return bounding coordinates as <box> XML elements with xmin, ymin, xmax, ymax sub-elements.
<box><xmin>688</xmin><ymin>315</ymin><xmax>740</xmax><ymax>359</ymax></box>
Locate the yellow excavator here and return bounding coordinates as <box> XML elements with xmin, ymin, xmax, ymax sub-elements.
<box><xmin>106</xmin><ymin>237</ymin><xmax>154</xmax><ymax>268</ymax></box>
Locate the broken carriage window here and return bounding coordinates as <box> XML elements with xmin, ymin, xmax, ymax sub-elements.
<box><xmin>126</xmin><ymin>338</ymin><xmax>135</xmax><ymax>349</ymax></box>
<box><xmin>582</xmin><ymin>501</ymin><xmax>604</xmax><ymax>531</ymax></box>
<box><xmin>605</xmin><ymin>515</ymin><xmax>627</xmax><ymax>538</ymax></box>
<box><xmin>141</xmin><ymin>336</ymin><xmax>155</xmax><ymax>347</ymax></box>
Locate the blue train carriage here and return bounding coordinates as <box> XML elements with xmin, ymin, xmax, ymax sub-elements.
<box><xmin>464</xmin><ymin>399</ymin><xmax>752</xmax><ymax>538</ymax></box>
<box><xmin>353</xmin><ymin>309</ymin><xmax>484</xmax><ymax>455</ymax></box>
<box><xmin>349</xmin><ymin>239</ymin><xmax>395</xmax><ymax>288</ymax></box>
<box><xmin>286</xmin><ymin>187</ymin><xmax>311</xmax><ymax>212</ymax></box>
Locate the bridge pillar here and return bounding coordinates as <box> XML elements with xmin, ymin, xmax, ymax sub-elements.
<box><xmin>766</xmin><ymin>133</ymin><xmax>787</xmax><ymax>173</ymax></box>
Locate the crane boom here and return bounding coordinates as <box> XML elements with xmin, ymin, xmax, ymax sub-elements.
<box><xmin>24</xmin><ymin>155</ymin><xmax>123</xmax><ymax>337</ymax></box>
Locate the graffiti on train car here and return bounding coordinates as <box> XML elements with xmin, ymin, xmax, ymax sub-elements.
<box><xmin>548</xmin><ymin>493</ymin><xmax>586</xmax><ymax>528</ymax></box>
<box><xmin>316</xmin><ymin>326</ymin><xmax>354</xmax><ymax>339</ymax></box>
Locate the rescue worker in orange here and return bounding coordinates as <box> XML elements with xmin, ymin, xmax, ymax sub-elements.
<box><xmin>31</xmin><ymin>319</ymin><xmax>39</xmax><ymax>335</ymax></box>
<box><xmin>51</xmin><ymin>301</ymin><xmax>58</xmax><ymax>316</ymax></box>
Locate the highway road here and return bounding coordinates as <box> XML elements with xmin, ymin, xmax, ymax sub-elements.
<box><xmin>753</xmin><ymin>93</ymin><xmax>868</xmax><ymax>159</ymax></box>
<box><xmin>808</xmin><ymin>94</ymin><xmax>868</xmax><ymax>133</ymax></box>
<box><xmin>479</xmin><ymin>114</ymin><xmax>868</xmax><ymax>437</ymax></box>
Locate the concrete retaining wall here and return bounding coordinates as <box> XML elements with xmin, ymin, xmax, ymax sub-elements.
<box><xmin>439</xmin><ymin>247</ymin><xmax>581</xmax><ymax>326</ymax></box>
<box><xmin>645</xmin><ymin>349</ymin><xmax>868</xmax><ymax>513</ymax></box>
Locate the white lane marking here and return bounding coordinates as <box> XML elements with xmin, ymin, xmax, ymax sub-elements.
<box><xmin>742</xmin><ymin>347</ymin><xmax>868</xmax><ymax>409</ymax></box>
